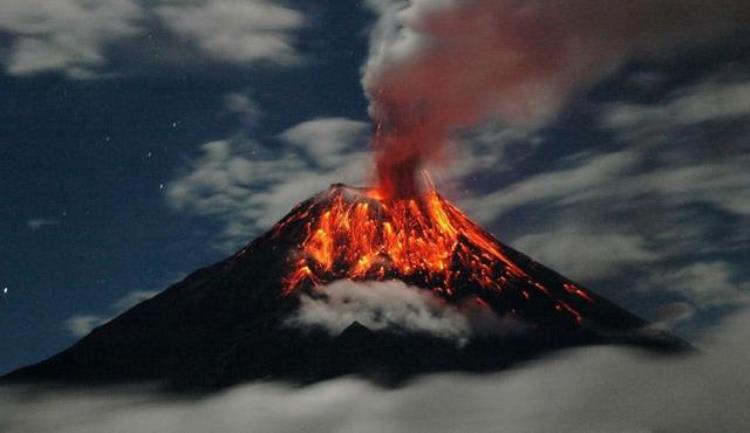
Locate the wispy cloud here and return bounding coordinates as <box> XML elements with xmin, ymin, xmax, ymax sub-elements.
<box><xmin>513</xmin><ymin>227</ymin><xmax>657</xmax><ymax>281</ymax></box>
<box><xmin>0</xmin><ymin>0</ymin><xmax>141</xmax><ymax>78</ymax></box>
<box><xmin>287</xmin><ymin>280</ymin><xmax>527</xmax><ymax>341</ymax></box>
<box><xmin>63</xmin><ymin>315</ymin><xmax>107</xmax><ymax>338</ymax></box>
<box><xmin>641</xmin><ymin>262</ymin><xmax>750</xmax><ymax>309</ymax></box>
<box><xmin>156</xmin><ymin>0</ymin><xmax>304</xmax><ymax>66</ymax></box>
<box><xmin>0</xmin><ymin>0</ymin><xmax>306</xmax><ymax>78</ymax></box>
<box><xmin>603</xmin><ymin>77</ymin><xmax>750</xmax><ymax>136</ymax></box>
<box><xmin>26</xmin><ymin>219</ymin><xmax>60</xmax><ymax>231</ymax></box>
<box><xmin>286</xmin><ymin>280</ymin><xmax>473</xmax><ymax>341</ymax></box>
<box><xmin>463</xmin><ymin>150</ymin><xmax>639</xmax><ymax>224</ymax></box>
<box><xmin>454</xmin><ymin>71</ymin><xmax>750</xmax><ymax>320</ymax></box>
<box><xmin>167</xmin><ymin>117</ymin><xmax>371</xmax><ymax>251</ymax></box>
<box><xmin>64</xmin><ymin>290</ymin><xmax>159</xmax><ymax>337</ymax></box>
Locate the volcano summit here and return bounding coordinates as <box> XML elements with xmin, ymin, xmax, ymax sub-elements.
<box><xmin>4</xmin><ymin>184</ymin><xmax>687</xmax><ymax>389</ymax></box>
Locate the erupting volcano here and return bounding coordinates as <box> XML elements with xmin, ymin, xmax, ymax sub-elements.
<box><xmin>3</xmin><ymin>177</ymin><xmax>688</xmax><ymax>389</ymax></box>
<box><xmin>277</xmin><ymin>178</ymin><xmax>634</xmax><ymax>331</ymax></box>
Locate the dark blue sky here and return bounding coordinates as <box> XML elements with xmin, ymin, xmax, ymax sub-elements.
<box><xmin>1</xmin><ymin>0</ymin><xmax>749</xmax><ymax>375</ymax></box>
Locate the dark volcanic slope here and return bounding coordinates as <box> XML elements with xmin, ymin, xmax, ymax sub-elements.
<box><xmin>3</xmin><ymin>185</ymin><xmax>688</xmax><ymax>389</ymax></box>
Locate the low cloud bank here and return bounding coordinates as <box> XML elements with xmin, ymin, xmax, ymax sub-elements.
<box><xmin>2</xmin><ymin>310</ymin><xmax>749</xmax><ymax>433</ymax></box>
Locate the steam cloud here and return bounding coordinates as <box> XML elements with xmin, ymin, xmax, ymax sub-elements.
<box><xmin>2</xmin><ymin>309</ymin><xmax>748</xmax><ymax>433</ymax></box>
<box><xmin>284</xmin><ymin>280</ymin><xmax>525</xmax><ymax>341</ymax></box>
<box><xmin>364</xmin><ymin>0</ymin><xmax>750</xmax><ymax>195</ymax></box>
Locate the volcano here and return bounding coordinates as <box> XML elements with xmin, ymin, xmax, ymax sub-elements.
<box><xmin>4</xmin><ymin>184</ymin><xmax>687</xmax><ymax>389</ymax></box>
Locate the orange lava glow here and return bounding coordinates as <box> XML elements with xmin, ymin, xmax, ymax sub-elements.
<box><xmin>282</xmin><ymin>187</ymin><xmax>524</xmax><ymax>295</ymax></box>
<box><xmin>275</xmin><ymin>182</ymin><xmax>591</xmax><ymax>327</ymax></box>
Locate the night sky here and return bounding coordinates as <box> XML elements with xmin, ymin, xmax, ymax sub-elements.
<box><xmin>1</xmin><ymin>0</ymin><xmax>749</xmax><ymax>376</ymax></box>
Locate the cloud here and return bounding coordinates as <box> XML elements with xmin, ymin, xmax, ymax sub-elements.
<box><xmin>467</xmin><ymin>149</ymin><xmax>750</xmax><ymax>226</ymax></box>
<box><xmin>594</xmin><ymin>77</ymin><xmax>750</xmax><ymax>221</ymax></box>
<box><xmin>513</xmin><ymin>228</ymin><xmax>657</xmax><ymax>281</ymax></box>
<box><xmin>156</xmin><ymin>0</ymin><xmax>304</xmax><ymax>65</ymax></box>
<box><xmin>26</xmin><ymin>219</ymin><xmax>60</xmax><ymax>231</ymax></box>
<box><xmin>4</xmin><ymin>309</ymin><xmax>750</xmax><ymax>433</ymax></box>
<box><xmin>463</xmin><ymin>150</ymin><xmax>639</xmax><ymax>224</ymax></box>
<box><xmin>460</xmin><ymin>147</ymin><xmax>749</xmax><ymax>310</ymax></box>
<box><xmin>111</xmin><ymin>290</ymin><xmax>160</xmax><ymax>310</ymax></box>
<box><xmin>0</xmin><ymin>0</ymin><xmax>142</xmax><ymax>78</ymax></box>
<box><xmin>223</xmin><ymin>92</ymin><xmax>261</xmax><ymax>127</ymax></box>
<box><xmin>286</xmin><ymin>280</ymin><xmax>471</xmax><ymax>340</ymax></box>
<box><xmin>603</xmin><ymin>78</ymin><xmax>750</xmax><ymax>135</ymax></box>
<box><xmin>0</xmin><ymin>0</ymin><xmax>306</xmax><ymax>78</ymax></box>
<box><xmin>286</xmin><ymin>280</ymin><xmax>526</xmax><ymax>342</ymax></box>
<box><xmin>280</xmin><ymin>118</ymin><xmax>372</xmax><ymax>168</ymax></box>
<box><xmin>64</xmin><ymin>290</ymin><xmax>159</xmax><ymax>337</ymax></box>
<box><xmin>167</xmin><ymin>118</ymin><xmax>371</xmax><ymax>251</ymax></box>
<box><xmin>642</xmin><ymin>262</ymin><xmax>750</xmax><ymax>309</ymax></box>
<box><xmin>452</xmin><ymin>68</ymin><xmax>750</xmax><ymax>320</ymax></box>
<box><xmin>63</xmin><ymin>315</ymin><xmax>107</xmax><ymax>338</ymax></box>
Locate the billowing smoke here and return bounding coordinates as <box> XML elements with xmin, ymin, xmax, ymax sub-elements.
<box><xmin>364</xmin><ymin>0</ymin><xmax>750</xmax><ymax>196</ymax></box>
<box><xmin>284</xmin><ymin>280</ymin><xmax>526</xmax><ymax>341</ymax></box>
<box><xmin>1</xmin><ymin>309</ymin><xmax>748</xmax><ymax>432</ymax></box>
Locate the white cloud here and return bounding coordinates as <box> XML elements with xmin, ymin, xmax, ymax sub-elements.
<box><xmin>64</xmin><ymin>290</ymin><xmax>159</xmax><ymax>337</ymax></box>
<box><xmin>513</xmin><ymin>228</ymin><xmax>657</xmax><ymax>281</ymax></box>
<box><xmin>452</xmin><ymin>70</ymin><xmax>750</xmax><ymax>316</ymax></box>
<box><xmin>223</xmin><ymin>92</ymin><xmax>261</xmax><ymax>127</ymax></box>
<box><xmin>280</xmin><ymin>118</ymin><xmax>371</xmax><ymax>168</ymax></box>
<box><xmin>286</xmin><ymin>280</ymin><xmax>526</xmax><ymax>341</ymax></box>
<box><xmin>603</xmin><ymin>78</ymin><xmax>750</xmax><ymax>135</ymax></box>
<box><xmin>157</xmin><ymin>0</ymin><xmax>304</xmax><ymax>65</ymax></box>
<box><xmin>606</xmin><ymin>157</ymin><xmax>750</xmax><ymax>216</ymax></box>
<box><xmin>0</xmin><ymin>0</ymin><xmax>306</xmax><ymax>78</ymax></box>
<box><xmin>5</xmin><ymin>309</ymin><xmax>750</xmax><ymax>433</ymax></box>
<box><xmin>459</xmin><ymin>146</ymin><xmax>749</xmax><ymax>308</ymax></box>
<box><xmin>466</xmin><ymin>149</ymin><xmax>750</xmax><ymax>227</ymax></box>
<box><xmin>112</xmin><ymin>290</ymin><xmax>160</xmax><ymax>310</ymax></box>
<box><xmin>286</xmin><ymin>280</ymin><xmax>472</xmax><ymax>341</ymax></box>
<box><xmin>0</xmin><ymin>0</ymin><xmax>142</xmax><ymax>77</ymax></box>
<box><xmin>463</xmin><ymin>150</ymin><xmax>639</xmax><ymax>224</ymax></box>
<box><xmin>63</xmin><ymin>314</ymin><xmax>107</xmax><ymax>337</ymax></box>
<box><xmin>643</xmin><ymin>262</ymin><xmax>750</xmax><ymax>309</ymax></box>
<box><xmin>167</xmin><ymin>118</ymin><xmax>371</xmax><ymax>251</ymax></box>
<box><xmin>26</xmin><ymin>218</ymin><xmax>60</xmax><ymax>231</ymax></box>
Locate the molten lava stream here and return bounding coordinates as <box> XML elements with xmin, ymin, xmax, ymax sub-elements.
<box><xmin>281</xmin><ymin>184</ymin><xmax>534</xmax><ymax>301</ymax></box>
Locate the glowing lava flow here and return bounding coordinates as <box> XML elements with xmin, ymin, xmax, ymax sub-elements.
<box><xmin>285</xmin><ymin>188</ymin><xmax>510</xmax><ymax>293</ymax></box>
<box><xmin>273</xmin><ymin>182</ymin><xmax>594</xmax><ymax>328</ymax></box>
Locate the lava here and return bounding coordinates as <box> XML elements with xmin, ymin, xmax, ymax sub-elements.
<box><xmin>276</xmin><ymin>181</ymin><xmax>597</xmax><ymax>327</ymax></box>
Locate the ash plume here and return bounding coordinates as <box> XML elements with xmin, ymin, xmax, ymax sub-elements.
<box><xmin>364</xmin><ymin>0</ymin><xmax>750</xmax><ymax>196</ymax></box>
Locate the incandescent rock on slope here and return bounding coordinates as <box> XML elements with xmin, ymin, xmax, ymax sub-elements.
<box><xmin>3</xmin><ymin>185</ymin><xmax>688</xmax><ymax>389</ymax></box>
